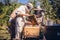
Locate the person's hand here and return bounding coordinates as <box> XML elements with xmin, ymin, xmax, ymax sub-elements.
<box><xmin>24</xmin><ymin>13</ymin><xmax>31</xmax><ymax>16</ymax></box>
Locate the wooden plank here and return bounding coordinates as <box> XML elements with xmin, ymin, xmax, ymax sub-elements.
<box><xmin>23</xmin><ymin>25</ymin><xmax>41</xmax><ymax>37</ymax></box>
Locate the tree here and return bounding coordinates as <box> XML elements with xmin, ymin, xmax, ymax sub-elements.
<box><xmin>37</xmin><ymin>0</ymin><xmax>57</xmax><ymax>20</ymax></box>
<box><xmin>0</xmin><ymin>1</ymin><xmax>21</xmax><ymax>26</ymax></box>
<box><xmin>29</xmin><ymin>0</ymin><xmax>37</xmax><ymax>7</ymax></box>
<box><xmin>50</xmin><ymin>0</ymin><xmax>60</xmax><ymax>19</ymax></box>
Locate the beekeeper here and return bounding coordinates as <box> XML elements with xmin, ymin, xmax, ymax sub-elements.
<box><xmin>9</xmin><ymin>3</ymin><xmax>33</xmax><ymax>40</ymax></box>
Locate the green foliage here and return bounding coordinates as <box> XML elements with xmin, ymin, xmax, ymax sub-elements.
<box><xmin>51</xmin><ymin>0</ymin><xmax>60</xmax><ymax>19</ymax></box>
<box><xmin>0</xmin><ymin>3</ymin><xmax>21</xmax><ymax>26</ymax></box>
<box><xmin>29</xmin><ymin>0</ymin><xmax>37</xmax><ymax>7</ymax></box>
<box><xmin>38</xmin><ymin>0</ymin><xmax>56</xmax><ymax>20</ymax></box>
<box><xmin>0</xmin><ymin>1</ymin><xmax>21</xmax><ymax>39</ymax></box>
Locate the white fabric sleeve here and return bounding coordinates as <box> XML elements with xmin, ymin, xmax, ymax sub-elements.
<box><xmin>16</xmin><ymin>5</ymin><xmax>26</xmax><ymax>15</ymax></box>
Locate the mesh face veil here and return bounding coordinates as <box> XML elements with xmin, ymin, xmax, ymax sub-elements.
<box><xmin>26</xmin><ymin>3</ymin><xmax>33</xmax><ymax>10</ymax></box>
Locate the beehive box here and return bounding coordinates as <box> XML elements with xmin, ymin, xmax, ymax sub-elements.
<box><xmin>23</xmin><ymin>25</ymin><xmax>41</xmax><ymax>38</ymax></box>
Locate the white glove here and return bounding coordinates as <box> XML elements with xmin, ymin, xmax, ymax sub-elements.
<box><xmin>9</xmin><ymin>17</ymin><xmax>13</xmax><ymax>22</ymax></box>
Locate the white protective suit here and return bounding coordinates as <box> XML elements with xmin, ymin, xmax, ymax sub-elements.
<box><xmin>15</xmin><ymin>5</ymin><xmax>28</xmax><ymax>39</ymax></box>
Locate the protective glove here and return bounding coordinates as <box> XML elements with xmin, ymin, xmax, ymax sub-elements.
<box><xmin>9</xmin><ymin>17</ymin><xmax>13</xmax><ymax>23</ymax></box>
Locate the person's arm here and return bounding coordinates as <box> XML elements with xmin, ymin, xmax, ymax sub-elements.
<box><xmin>10</xmin><ymin>8</ymin><xmax>18</xmax><ymax>18</ymax></box>
<box><xmin>17</xmin><ymin>12</ymin><xmax>30</xmax><ymax>16</ymax></box>
<box><xmin>16</xmin><ymin>5</ymin><xmax>31</xmax><ymax>17</ymax></box>
<box><xmin>9</xmin><ymin>8</ymin><xmax>18</xmax><ymax>22</ymax></box>
<box><xmin>16</xmin><ymin>8</ymin><xmax>30</xmax><ymax>16</ymax></box>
